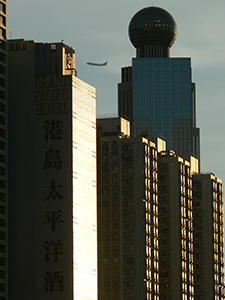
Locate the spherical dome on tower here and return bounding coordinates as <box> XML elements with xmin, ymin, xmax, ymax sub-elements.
<box><xmin>129</xmin><ymin>6</ymin><xmax>177</xmax><ymax>49</ymax></box>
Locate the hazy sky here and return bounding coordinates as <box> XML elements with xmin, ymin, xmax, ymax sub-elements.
<box><xmin>8</xmin><ymin>0</ymin><xmax>225</xmax><ymax>182</ymax></box>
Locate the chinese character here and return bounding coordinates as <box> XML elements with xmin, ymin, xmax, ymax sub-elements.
<box><xmin>44</xmin><ymin>210</ymin><xmax>63</xmax><ymax>232</ymax></box>
<box><xmin>44</xmin><ymin>180</ymin><xmax>63</xmax><ymax>201</ymax></box>
<box><xmin>44</xmin><ymin>240</ymin><xmax>64</xmax><ymax>262</ymax></box>
<box><xmin>44</xmin><ymin>149</ymin><xmax>63</xmax><ymax>170</ymax></box>
<box><xmin>44</xmin><ymin>271</ymin><xmax>64</xmax><ymax>292</ymax></box>
<box><xmin>44</xmin><ymin>119</ymin><xmax>64</xmax><ymax>141</ymax></box>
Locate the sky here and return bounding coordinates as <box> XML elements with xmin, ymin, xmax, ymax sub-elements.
<box><xmin>8</xmin><ymin>0</ymin><xmax>225</xmax><ymax>182</ymax></box>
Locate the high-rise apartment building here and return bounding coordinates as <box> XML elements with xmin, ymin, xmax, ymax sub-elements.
<box><xmin>158</xmin><ymin>152</ymin><xmax>197</xmax><ymax>299</ymax></box>
<box><xmin>7</xmin><ymin>39</ymin><xmax>97</xmax><ymax>300</ymax></box>
<box><xmin>192</xmin><ymin>173</ymin><xmax>224</xmax><ymax>300</ymax></box>
<box><xmin>0</xmin><ymin>1</ymin><xmax>7</xmax><ymax>299</ymax></box>
<box><xmin>118</xmin><ymin>6</ymin><xmax>200</xmax><ymax>164</ymax></box>
<box><xmin>97</xmin><ymin>117</ymin><xmax>161</xmax><ymax>300</ymax></box>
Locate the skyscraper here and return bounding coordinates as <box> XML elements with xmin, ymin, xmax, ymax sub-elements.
<box><xmin>7</xmin><ymin>39</ymin><xmax>97</xmax><ymax>300</ymax></box>
<box><xmin>0</xmin><ymin>1</ymin><xmax>7</xmax><ymax>299</ymax></box>
<box><xmin>118</xmin><ymin>6</ymin><xmax>200</xmax><ymax>164</ymax></box>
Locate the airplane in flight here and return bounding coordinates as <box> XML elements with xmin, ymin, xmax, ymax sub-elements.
<box><xmin>86</xmin><ymin>61</ymin><xmax>108</xmax><ymax>66</ymax></box>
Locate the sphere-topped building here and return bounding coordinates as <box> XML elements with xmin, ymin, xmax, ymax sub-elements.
<box><xmin>118</xmin><ymin>6</ymin><xmax>200</xmax><ymax>166</ymax></box>
<box><xmin>128</xmin><ymin>6</ymin><xmax>177</xmax><ymax>57</ymax></box>
<box><xmin>118</xmin><ymin>6</ymin><xmax>199</xmax><ymax>300</ymax></box>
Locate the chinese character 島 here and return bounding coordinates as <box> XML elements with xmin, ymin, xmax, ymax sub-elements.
<box><xmin>44</xmin><ymin>149</ymin><xmax>63</xmax><ymax>170</ymax></box>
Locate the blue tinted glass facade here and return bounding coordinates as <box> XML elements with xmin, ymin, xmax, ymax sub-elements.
<box><xmin>132</xmin><ymin>57</ymin><xmax>198</xmax><ymax>160</ymax></box>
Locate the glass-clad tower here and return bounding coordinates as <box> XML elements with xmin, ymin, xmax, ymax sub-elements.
<box><xmin>118</xmin><ymin>6</ymin><xmax>200</xmax><ymax>164</ymax></box>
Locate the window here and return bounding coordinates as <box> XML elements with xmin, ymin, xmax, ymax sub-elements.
<box><xmin>112</xmin><ymin>166</ymin><xmax>118</xmax><ymax>173</ymax></box>
<box><xmin>0</xmin><ymin>78</ymin><xmax>5</xmax><ymax>88</ymax></box>
<box><xmin>0</xmin><ymin>65</ymin><xmax>5</xmax><ymax>75</ymax></box>
<box><xmin>162</xmin><ymin>228</ymin><xmax>170</xmax><ymax>234</ymax></box>
<box><xmin>0</xmin><ymin>128</ymin><xmax>5</xmax><ymax>138</ymax></box>
<box><xmin>0</xmin><ymin>218</ymin><xmax>5</xmax><ymax>227</ymax></box>
<box><xmin>162</xmin><ymin>271</ymin><xmax>170</xmax><ymax>278</ymax></box>
<box><xmin>112</xmin><ymin>155</ymin><xmax>118</xmax><ymax>162</ymax></box>
<box><xmin>8</xmin><ymin>42</ymin><xmax>14</xmax><ymax>52</ymax></box>
<box><xmin>0</xmin><ymin>244</ymin><xmax>5</xmax><ymax>253</ymax></box>
<box><xmin>0</xmin><ymin>52</ymin><xmax>5</xmax><ymax>63</ymax></box>
<box><xmin>111</xmin><ymin>143</ymin><xmax>118</xmax><ymax>152</ymax></box>
<box><xmin>0</xmin><ymin>3</ymin><xmax>6</xmax><ymax>13</ymax></box>
<box><xmin>162</xmin><ymin>249</ymin><xmax>170</xmax><ymax>256</ymax></box>
<box><xmin>0</xmin><ymin>28</ymin><xmax>5</xmax><ymax>39</ymax></box>
<box><xmin>15</xmin><ymin>42</ymin><xmax>20</xmax><ymax>51</ymax></box>
<box><xmin>0</xmin><ymin>257</ymin><xmax>5</xmax><ymax>266</ymax></box>
<box><xmin>21</xmin><ymin>41</ymin><xmax>27</xmax><ymax>50</ymax></box>
<box><xmin>162</xmin><ymin>217</ymin><xmax>169</xmax><ymax>223</ymax></box>
<box><xmin>0</xmin><ymin>103</ymin><xmax>5</xmax><ymax>113</ymax></box>
<box><xmin>0</xmin><ymin>270</ymin><xmax>5</xmax><ymax>279</ymax></box>
<box><xmin>0</xmin><ymin>206</ymin><xmax>5</xmax><ymax>214</ymax></box>
<box><xmin>0</xmin><ymin>193</ymin><xmax>5</xmax><ymax>202</ymax></box>
<box><xmin>195</xmin><ymin>222</ymin><xmax>202</xmax><ymax>228</ymax></box>
<box><xmin>162</xmin><ymin>239</ymin><xmax>170</xmax><ymax>245</ymax></box>
<box><xmin>162</xmin><ymin>206</ymin><xmax>169</xmax><ymax>213</ymax></box>
<box><xmin>112</xmin><ymin>177</ymin><xmax>118</xmax><ymax>184</ymax></box>
<box><xmin>196</xmin><ymin>263</ymin><xmax>203</xmax><ymax>269</ymax></box>
<box><xmin>113</xmin><ymin>257</ymin><xmax>119</xmax><ymax>264</ymax></box>
<box><xmin>0</xmin><ymin>283</ymin><xmax>5</xmax><ymax>292</ymax></box>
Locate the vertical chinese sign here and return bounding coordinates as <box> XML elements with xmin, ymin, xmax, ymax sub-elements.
<box><xmin>34</xmin><ymin>75</ymin><xmax>73</xmax><ymax>300</ymax></box>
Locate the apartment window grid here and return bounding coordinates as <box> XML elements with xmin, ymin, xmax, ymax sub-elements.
<box><xmin>158</xmin><ymin>158</ymin><xmax>172</xmax><ymax>299</ymax></box>
<box><xmin>98</xmin><ymin>141</ymin><xmax>110</xmax><ymax>299</ymax></box>
<box><xmin>111</xmin><ymin>141</ymin><xmax>122</xmax><ymax>299</ymax></box>
<box><xmin>145</xmin><ymin>144</ymin><xmax>159</xmax><ymax>300</ymax></box>
<box><xmin>144</xmin><ymin>144</ymin><xmax>153</xmax><ymax>297</ymax></box>
<box><xmin>185</xmin><ymin>164</ymin><xmax>194</xmax><ymax>299</ymax></box>
<box><xmin>217</xmin><ymin>183</ymin><xmax>224</xmax><ymax>289</ymax></box>
<box><xmin>121</xmin><ymin>142</ymin><xmax>135</xmax><ymax>299</ymax></box>
<box><xmin>213</xmin><ymin>180</ymin><xmax>225</xmax><ymax>299</ymax></box>
<box><xmin>180</xmin><ymin>163</ymin><xmax>188</xmax><ymax>299</ymax></box>
<box><xmin>193</xmin><ymin>179</ymin><xmax>205</xmax><ymax>300</ymax></box>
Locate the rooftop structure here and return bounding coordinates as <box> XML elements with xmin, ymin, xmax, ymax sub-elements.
<box><xmin>129</xmin><ymin>6</ymin><xmax>177</xmax><ymax>58</ymax></box>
